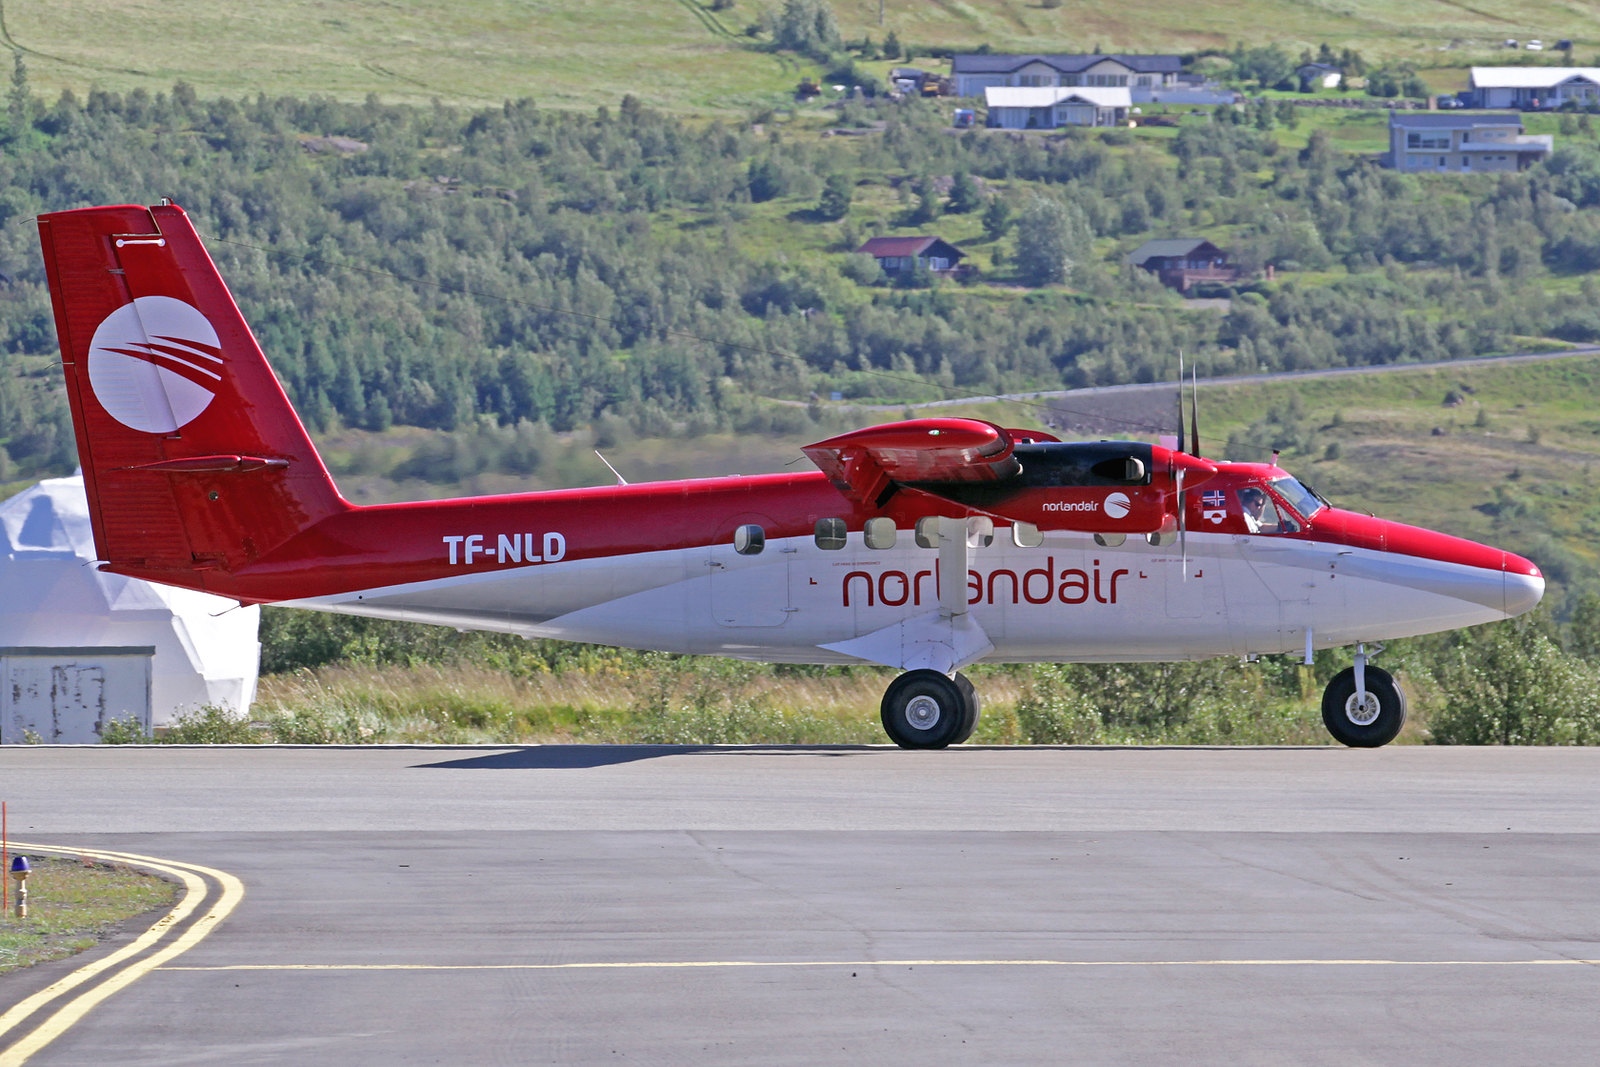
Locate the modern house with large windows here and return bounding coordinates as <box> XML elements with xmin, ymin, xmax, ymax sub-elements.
<box><xmin>1386</xmin><ymin>111</ymin><xmax>1553</xmax><ymax>173</ymax></box>
<box><xmin>952</xmin><ymin>54</ymin><xmax>1181</xmax><ymax>100</ymax></box>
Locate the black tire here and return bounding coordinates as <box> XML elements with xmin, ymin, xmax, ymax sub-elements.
<box><xmin>1321</xmin><ymin>665</ymin><xmax>1406</xmax><ymax>748</ymax></box>
<box><xmin>881</xmin><ymin>670</ymin><xmax>967</xmax><ymax>749</ymax></box>
<box><xmin>950</xmin><ymin>672</ymin><xmax>981</xmax><ymax>745</ymax></box>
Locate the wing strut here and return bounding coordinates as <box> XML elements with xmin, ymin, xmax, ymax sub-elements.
<box><xmin>937</xmin><ymin>517</ymin><xmax>968</xmax><ymax>617</ymax></box>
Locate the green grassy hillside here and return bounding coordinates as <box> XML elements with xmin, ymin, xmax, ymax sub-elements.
<box><xmin>11</xmin><ymin>0</ymin><xmax>1600</xmax><ymax>111</ymax></box>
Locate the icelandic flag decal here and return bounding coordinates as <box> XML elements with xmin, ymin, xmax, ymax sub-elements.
<box><xmin>1202</xmin><ymin>489</ymin><xmax>1226</xmax><ymax>508</ymax></box>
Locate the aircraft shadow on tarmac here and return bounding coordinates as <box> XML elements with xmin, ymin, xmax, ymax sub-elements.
<box><xmin>413</xmin><ymin>744</ymin><xmax>1325</xmax><ymax>769</ymax></box>
<box><xmin>414</xmin><ymin>745</ymin><xmax>878</xmax><ymax>769</ymax></box>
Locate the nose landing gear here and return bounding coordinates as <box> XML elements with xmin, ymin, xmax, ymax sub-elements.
<box><xmin>1322</xmin><ymin>645</ymin><xmax>1406</xmax><ymax>747</ymax></box>
<box><xmin>881</xmin><ymin>669</ymin><xmax>981</xmax><ymax>748</ymax></box>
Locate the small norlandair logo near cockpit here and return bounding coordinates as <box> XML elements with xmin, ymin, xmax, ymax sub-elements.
<box><xmin>87</xmin><ymin>296</ymin><xmax>223</xmax><ymax>433</ymax></box>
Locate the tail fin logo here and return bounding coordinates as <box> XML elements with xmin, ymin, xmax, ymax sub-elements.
<box><xmin>87</xmin><ymin>295</ymin><xmax>223</xmax><ymax>433</ymax></box>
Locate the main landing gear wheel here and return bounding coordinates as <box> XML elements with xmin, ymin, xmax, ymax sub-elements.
<box><xmin>951</xmin><ymin>672</ymin><xmax>980</xmax><ymax>745</ymax></box>
<box><xmin>881</xmin><ymin>670</ymin><xmax>980</xmax><ymax>749</ymax></box>
<box><xmin>1321</xmin><ymin>665</ymin><xmax>1406</xmax><ymax>748</ymax></box>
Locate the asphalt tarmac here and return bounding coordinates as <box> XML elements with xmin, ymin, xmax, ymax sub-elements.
<box><xmin>2</xmin><ymin>745</ymin><xmax>1598</xmax><ymax>1064</ymax></box>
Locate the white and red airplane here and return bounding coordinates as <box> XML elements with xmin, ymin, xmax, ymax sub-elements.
<box><xmin>37</xmin><ymin>201</ymin><xmax>1544</xmax><ymax>748</ymax></box>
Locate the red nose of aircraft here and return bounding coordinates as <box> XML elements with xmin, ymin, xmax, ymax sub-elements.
<box><xmin>1311</xmin><ymin>510</ymin><xmax>1544</xmax><ymax>618</ymax></box>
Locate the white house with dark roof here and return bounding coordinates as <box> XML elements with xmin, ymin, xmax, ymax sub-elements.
<box><xmin>984</xmin><ymin>86</ymin><xmax>1132</xmax><ymax>129</ymax></box>
<box><xmin>1387</xmin><ymin>111</ymin><xmax>1553</xmax><ymax>173</ymax></box>
<box><xmin>1469</xmin><ymin>67</ymin><xmax>1600</xmax><ymax>109</ymax></box>
<box><xmin>952</xmin><ymin>54</ymin><xmax>1181</xmax><ymax>100</ymax></box>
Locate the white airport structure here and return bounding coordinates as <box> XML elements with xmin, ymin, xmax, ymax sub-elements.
<box><xmin>0</xmin><ymin>474</ymin><xmax>260</xmax><ymax>743</ymax></box>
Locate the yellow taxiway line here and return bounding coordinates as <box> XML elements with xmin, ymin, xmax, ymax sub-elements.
<box><xmin>0</xmin><ymin>844</ymin><xmax>244</xmax><ymax>1067</ymax></box>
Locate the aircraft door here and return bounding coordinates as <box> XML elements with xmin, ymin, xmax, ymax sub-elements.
<box><xmin>707</xmin><ymin>515</ymin><xmax>792</xmax><ymax>627</ymax></box>
<box><xmin>1236</xmin><ymin>537</ymin><xmax>1333</xmax><ymax>654</ymax></box>
<box><xmin>1162</xmin><ymin>555</ymin><xmax>1224</xmax><ymax>622</ymax></box>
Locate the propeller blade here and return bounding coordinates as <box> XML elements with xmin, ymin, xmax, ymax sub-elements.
<box><xmin>1176</xmin><ymin>350</ymin><xmax>1186</xmax><ymax>454</ymax></box>
<box><xmin>1189</xmin><ymin>362</ymin><xmax>1201</xmax><ymax>459</ymax></box>
<box><xmin>1177</xmin><ymin>465</ymin><xmax>1188</xmax><ymax>580</ymax></box>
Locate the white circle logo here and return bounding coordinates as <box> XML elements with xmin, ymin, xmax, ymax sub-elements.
<box><xmin>1104</xmin><ymin>492</ymin><xmax>1132</xmax><ymax>520</ymax></box>
<box><xmin>87</xmin><ymin>296</ymin><xmax>222</xmax><ymax>434</ymax></box>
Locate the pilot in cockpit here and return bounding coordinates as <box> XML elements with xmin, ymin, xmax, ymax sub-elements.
<box><xmin>1239</xmin><ymin>486</ymin><xmax>1279</xmax><ymax>534</ymax></box>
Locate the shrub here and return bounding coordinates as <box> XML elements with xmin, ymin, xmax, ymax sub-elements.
<box><xmin>1014</xmin><ymin>670</ymin><xmax>1101</xmax><ymax>743</ymax></box>
<box><xmin>840</xmin><ymin>252</ymin><xmax>885</xmax><ymax>285</ymax></box>
<box><xmin>99</xmin><ymin>717</ymin><xmax>151</xmax><ymax>744</ymax></box>
<box><xmin>1429</xmin><ymin>619</ymin><xmax>1600</xmax><ymax>744</ymax></box>
<box><xmin>159</xmin><ymin>706</ymin><xmax>265</xmax><ymax>744</ymax></box>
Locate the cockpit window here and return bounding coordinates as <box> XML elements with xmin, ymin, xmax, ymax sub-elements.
<box><xmin>1270</xmin><ymin>476</ymin><xmax>1325</xmax><ymax>522</ymax></box>
<box><xmin>1238</xmin><ymin>487</ymin><xmax>1284</xmax><ymax>534</ymax></box>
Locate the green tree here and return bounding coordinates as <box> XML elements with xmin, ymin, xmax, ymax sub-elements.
<box><xmin>947</xmin><ymin>171</ymin><xmax>982</xmax><ymax>214</ymax></box>
<box><xmin>768</xmin><ymin>0</ymin><xmax>841</xmax><ymax>60</ymax></box>
<box><xmin>748</xmin><ymin>156</ymin><xmax>787</xmax><ymax>202</ymax></box>
<box><xmin>7</xmin><ymin>53</ymin><xmax>27</xmax><ymax>135</ymax></box>
<box><xmin>817</xmin><ymin>171</ymin><xmax>854</xmax><ymax>220</ymax></box>
<box><xmin>1565</xmin><ymin>593</ymin><xmax>1600</xmax><ymax>661</ymax></box>
<box><xmin>1013</xmin><ymin>193</ymin><xmax>1090</xmax><ymax>286</ymax></box>
<box><xmin>981</xmin><ymin>195</ymin><xmax>1013</xmax><ymax>239</ymax></box>
<box><xmin>1430</xmin><ymin>618</ymin><xmax>1600</xmax><ymax>744</ymax></box>
<box><xmin>905</xmin><ymin>174</ymin><xmax>940</xmax><ymax>224</ymax></box>
<box><xmin>1232</xmin><ymin>44</ymin><xmax>1294</xmax><ymax>90</ymax></box>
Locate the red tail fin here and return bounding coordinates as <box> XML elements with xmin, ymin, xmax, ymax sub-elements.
<box><xmin>38</xmin><ymin>201</ymin><xmax>347</xmax><ymax>591</ymax></box>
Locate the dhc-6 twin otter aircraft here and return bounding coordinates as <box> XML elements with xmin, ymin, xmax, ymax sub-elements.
<box><xmin>38</xmin><ymin>202</ymin><xmax>1546</xmax><ymax>748</ymax></box>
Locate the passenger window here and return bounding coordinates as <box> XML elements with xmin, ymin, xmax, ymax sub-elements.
<box><xmin>914</xmin><ymin>515</ymin><xmax>941</xmax><ymax>549</ymax></box>
<box><xmin>814</xmin><ymin>517</ymin><xmax>847</xmax><ymax>550</ymax></box>
<box><xmin>733</xmin><ymin>524</ymin><xmax>765</xmax><ymax>555</ymax></box>
<box><xmin>1012</xmin><ymin>522</ymin><xmax>1043</xmax><ymax>548</ymax></box>
<box><xmin>1146</xmin><ymin>529</ymin><xmax>1176</xmax><ymax>547</ymax></box>
<box><xmin>1094</xmin><ymin>532</ymin><xmax>1126</xmax><ymax>548</ymax></box>
<box><xmin>864</xmin><ymin>517</ymin><xmax>896</xmax><ymax>550</ymax></box>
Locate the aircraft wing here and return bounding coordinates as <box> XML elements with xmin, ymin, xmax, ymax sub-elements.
<box><xmin>804</xmin><ymin>418</ymin><xmax>1217</xmax><ymax>535</ymax></box>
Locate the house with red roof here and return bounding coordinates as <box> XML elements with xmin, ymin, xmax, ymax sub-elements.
<box><xmin>854</xmin><ymin>236</ymin><xmax>967</xmax><ymax>279</ymax></box>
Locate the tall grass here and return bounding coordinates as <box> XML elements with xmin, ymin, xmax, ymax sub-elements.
<box><xmin>242</xmin><ymin>655</ymin><xmax>1326</xmax><ymax>746</ymax></box>
<box><xmin>117</xmin><ymin>607</ymin><xmax>1595</xmax><ymax>747</ymax></box>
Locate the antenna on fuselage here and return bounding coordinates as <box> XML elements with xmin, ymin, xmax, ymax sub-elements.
<box><xmin>594</xmin><ymin>450</ymin><xmax>629</xmax><ymax>486</ymax></box>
